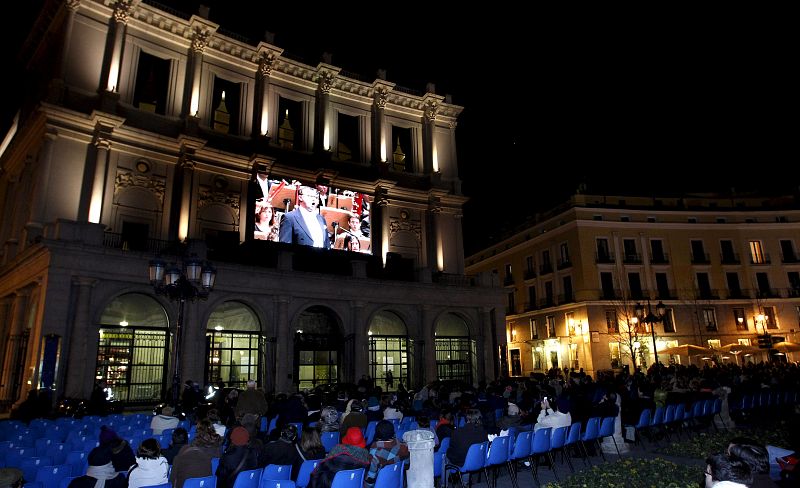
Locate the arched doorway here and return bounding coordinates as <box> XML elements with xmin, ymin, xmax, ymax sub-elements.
<box><xmin>434</xmin><ymin>313</ymin><xmax>474</xmax><ymax>385</ymax></box>
<box><xmin>95</xmin><ymin>293</ymin><xmax>168</xmax><ymax>404</ymax></box>
<box><xmin>294</xmin><ymin>306</ymin><xmax>342</xmax><ymax>391</ymax></box>
<box><xmin>206</xmin><ymin>301</ymin><xmax>262</xmax><ymax>390</ymax></box>
<box><xmin>368</xmin><ymin>311</ymin><xmax>409</xmax><ymax>392</ymax></box>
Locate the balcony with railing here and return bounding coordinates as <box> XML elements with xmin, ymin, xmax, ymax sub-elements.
<box><xmin>622</xmin><ymin>253</ymin><xmax>642</xmax><ymax>264</ymax></box>
<box><xmin>557</xmin><ymin>293</ymin><xmax>574</xmax><ymax>304</ymax></box>
<box><xmin>696</xmin><ymin>288</ymin><xmax>720</xmax><ymax>300</ymax></box>
<box><xmin>656</xmin><ymin>288</ymin><xmax>677</xmax><ymax>300</ymax></box>
<box><xmin>726</xmin><ymin>288</ymin><xmax>750</xmax><ymax>299</ymax></box>
<box><xmin>650</xmin><ymin>252</ymin><xmax>670</xmax><ymax>264</ymax></box>
<box><xmin>691</xmin><ymin>252</ymin><xmax>711</xmax><ymax>264</ymax></box>
<box><xmin>720</xmin><ymin>252</ymin><xmax>740</xmax><ymax>264</ymax></box>
<box><xmin>538</xmin><ymin>297</ymin><xmax>556</xmax><ymax>308</ymax></box>
<box><xmin>539</xmin><ymin>262</ymin><xmax>553</xmax><ymax>275</ymax></box>
<box><xmin>523</xmin><ymin>302</ymin><xmax>537</xmax><ymax>312</ymax></box>
<box><xmin>756</xmin><ymin>288</ymin><xmax>781</xmax><ymax>298</ymax></box>
<box><xmin>596</xmin><ymin>252</ymin><xmax>615</xmax><ymax>264</ymax></box>
<box><xmin>557</xmin><ymin>258</ymin><xmax>572</xmax><ymax>270</ymax></box>
<box><xmin>601</xmin><ymin>288</ymin><xmax>621</xmax><ymax>300</ymax></box>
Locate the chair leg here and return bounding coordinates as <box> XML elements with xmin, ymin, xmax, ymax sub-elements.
<box><xmin>562</xmin><ymin>447</ymin><xmax>575</xmax><ymax>472</ymax></box>
<box><xmin>508</xmin><ymin>461</ymin><xmax>519</xmax><ymax>488</ymax></box>
<box><xmin>611</xmin><ymin>435</ymin><xmax>621</xmax><ymax>457</ymax></box>
<box><xmin>547</xmin><ymin>452</ymin><xmax>559</xmax><ymax>481</ymax></box>
<box><xmin>530</xmin><ymin>454</ymin><xmax>540</xmax><ymax>486</ymax></box>
<box><xmin>579</xmin><ymin>441</ymin><xmax>591</xmax><ymax>466</ymax></box>
<box><xmin>595</xmin><ymin>439</ymin><xmax>606</xmax><ymax>461</ymax></box>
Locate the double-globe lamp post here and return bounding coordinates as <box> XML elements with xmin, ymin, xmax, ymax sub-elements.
<box><xmin>634</xmin><ymin>300</ymin><xmax>666</xmax><ymax>366</ymax></box>
<box><xmin>149</xmin><ymin>255</ymin><xmax>216</xmax><ymax>409</ymax></box>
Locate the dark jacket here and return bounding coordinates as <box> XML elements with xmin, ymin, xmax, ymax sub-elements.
<box><xmin>447</xmin><ymin>423</ymin><xmax>487</xmax><ymax>467</ymax></box>
<box><xmin>308</xmin><ymin>444</ymin><xmax>370</xmax><ymax>488</ymax></box>
<box><xmin>68</xmin><ymin>474</ymin><xmax>127</xmax><ymax>488</ymax></box>
<box><xmin>216</xmin><ymin>444</ymin><xmax>260</xmax><ymax>488</ymax></box>
<box><xmin>161</xmin><ymin>441</ymin><xmax>187</xmax><ymax>465</ymax></box>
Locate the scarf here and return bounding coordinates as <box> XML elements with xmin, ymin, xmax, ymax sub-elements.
<box><xmin>86</xmin><ymin>462</ymin><xmax>118</xmax><ymax>488</ymax></box>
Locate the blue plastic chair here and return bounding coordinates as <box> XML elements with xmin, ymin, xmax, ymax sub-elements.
<box><xmin>139</xmin><ymin>484</ymin><xmax>170</xmax><ymax>488</ymax></box>
<box><xmin>65</xmin><ymin>451</ymin><xmax>88</xmax><ymax>476</ymax></box>
<box><xmin>508</xmin><ymin>430</ymin><xmax>532</xmax><ymax>483</ymax></box>
<box><xmin>672</xmin><ymin>403</ymin><xmax>686</xmax><ymax>438</ymax></box>
<box><xmin>260</xmin><ymin>481</ymin><xmax>296</xmax><ymax>488</ymax></box>
<box><xmin>444</xmin><ymin>441</ymin><xmax>488</xmax><ymax>488</ymax></box>
<box><xmin>628</xmin><ymin>409</ymin><xmax>651</xmax><ymax>447</ymax></box>
<box><xmin>374</xmin><ymin>462</ymin><xmax>402</xmax><ymax>488</ymax></box>
<box><xmin>58</xmin><ymin>476</ymin><xmax>77</xmax><ymax>488</ymax></box>
<box><xmin>183</xmin><ymin>475</ymin><xmax>217</xmax><ymax>488</ymax></box>
<box><xmin>364</xmin><ymin>421</ymin><xmax>378</xmax><ymax>445</ymax></box>
<box><xmin>530</xmin><ymin>427</ymin><xmax>557</xmax><ymax>484</ymax></box>
<box><xmin>331</xmin><ymin>468</ymin><xmax>365</xmax><ymax>488</ymax></box>
<box><xmin>231</xmin><ymin>468</ymin><xmax>262</xmax><ymax>488</ymax></box>
<box><xmin>44</xmin><ymin>443</ymin><xmax>69</xmax><ymax>465</ymax></box>
<box><xmin>579</xmin><ymin>417</ymin><xmax>600</xmax><ymax>463</ymax></box>
<box><xmin>261</xmin><ymin>464</ymin><xmax>292</xmax><ymax>481</ymax></box>
<box><xmin>550</xmin><ymin>425</ymin><xmax>572</xmax><ymax>472</ymax></box>
<box><xmin>34</xmin><ymin>464</ymin><xmax>72</xmax><ymax>487</ymax></box>
<box><xmin>597</xmin><ymin>416</ymin><xmax>619</xmax><ymax>457</ymax></box>
<box><xmin>321</xmin><ymin>431</ymin><xmax>339</xmax><ymax>452</ymax></box>
<box><xmin>438</xmin><ymin>436</ymin><xmax>451</xmax><ymax>456</ymax></box>
<box><xmin>434</xmin><ymin>449</ymin><xmax>447</xmax><ymax>487</ymax></box>
<box><xmin>483</xmin><ymin>435</ymin><xmax>511</xmax><ymax>488</ymax></box>
<box><xmin>211</xmin><ymin>457</ymin><xmax>220</xmax><ymax>473</ymax></box>
<box><xmin>20</xmin><ymin>456</ymin><xmax>53</xmax><ymax>483</ymax></box>
<box><xmin>295</xmin><ymin>459</ymin><xmax>320</xmax><ymax>488</ymax></box>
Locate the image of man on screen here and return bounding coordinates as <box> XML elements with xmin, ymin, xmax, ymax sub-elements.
<box><xmin>279</xmin><ymin>186</ymin><xmax>330</xmax><ymax>249</ymax></box>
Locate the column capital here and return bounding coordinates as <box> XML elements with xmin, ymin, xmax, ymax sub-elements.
<box><xmin>112</xmin><ymin>0</ymin><xmax>139</xmax><ymax>24</ymax></box>
<box><xmin>66</xmin><ymin>0</ymin><xmax>81</xmax><ymax>12</ymax></box>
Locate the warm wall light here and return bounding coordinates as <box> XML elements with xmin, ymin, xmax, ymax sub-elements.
<box><xmin>323</xmin><ymin>125</ymin><xmax>331</xmax><ymax>151</ymax></box>
<box><xmin>260</xmin><ymin>108</ymin><xmax>269</xmax><ymax>136</ymax></box>
<box><xmin>432</xmin><ymin>145</ymin><xmax>439</xmax><ymax>172</ymax></box>
<box><xmin>380</xmin><ymin>138</ymin><xmax>387</xmax><ymax>162</ymax></box>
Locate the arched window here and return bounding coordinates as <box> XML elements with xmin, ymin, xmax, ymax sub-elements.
<box><xmin>434</xmin><ymin>313</ymin><xmax>474</xmax><ymax>385</ymax></box>
<box><xmin>368</xmin><ymin>311</ymin><xmax>409</xmax><ymax>392</ymax></box>
<box><xmin>96</xmin><ymin>293</ymin><xmax>168</xmax><ymax>404</ymax></box>
<box><xmin>206</xmin><ymin>301</ymin><xmax>261</xmax><ymax>390</ymax></box>
<box><xmin>295</xmin><ymin>306</ymin><xmax>342</xmax><ymax>391</ymax></box>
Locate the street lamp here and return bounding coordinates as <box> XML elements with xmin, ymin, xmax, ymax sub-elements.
<box><xmin>634</xmin><ymin>300</ymin><xmax>666</xmax><ymax>366</ymax></box>
<box><xmin>149</xmin><ymin>254</ymin><xmax>216</xmax><ymax>408</ymax></box>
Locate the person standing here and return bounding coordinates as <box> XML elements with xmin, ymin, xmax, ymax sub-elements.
<box><xmin>385</xmin><ymin>370</ymin><xmax>394</xmax><ymax>390</ymax></box>
<box><xmin>234</xmin><ymin>380</ymin><xmax>268</xmax><ymax>424</ymax></box>
<box><xmin>279</xmin><ymin>186</ymin><xmax>330</xmax><ymax>248</ymax></box>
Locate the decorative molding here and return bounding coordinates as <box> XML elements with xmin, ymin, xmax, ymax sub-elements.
<box><xmin>66</xmin><ymin>0</ymin><xmax>81</xmax><ymax>12</ymax></box>
<box><xmin>198</xmin><ymin>185</ymin><xmax>240</xmax><ymax>211</ymax></box>
<box><xmin>191</xmin><ymin>28</ymin><xmax>212</xmax><ymax>53</ymax></box>
<box><xmin>112</xmin><ymin>0</ymin><xmax>138</xmax><ymax>24</ymax></box>
<box><xmin>317</xmin><ymin>71</ymin><xmax>335</xmax><ymax>94</ymax></box>
<box><xmin>374</xmin><ymin>87</ymin><xmax>388</xmax><ymax>109</ymax></box>
<box><xmin>424</xmin><ymin>100</ymin><xmax>438</xmax><ymax>122</ymax></box>
<box><xmin>114</xmin><ymin>170</ymin><xmax>166</xmax><ymax>206</ymax></box>
<box><xmin>259</xmin><ymin>51</ymin><xmax>276</xmax><ymax>77</ymax></box>
<box><xmin>389</xmin><ymin>218</ymin><xmax>421</xmax><ymax>242</ymax></box>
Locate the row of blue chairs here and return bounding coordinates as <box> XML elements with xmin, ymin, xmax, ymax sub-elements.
<box><xmin>627</xmin><ymin>398</ymin><xmax>726</xmax><ymax>447</ymax></box>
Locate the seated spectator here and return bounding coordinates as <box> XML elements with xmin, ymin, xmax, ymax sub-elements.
<box><xmin>383</xmin><ymin>400</ymin><xmax>403</xmax><ymax>421</ymax></box>
<box><xmin>151</xmin><ymin>405</ymin><xmax>180</xmax><ymax>435</ymax></box>
<box><xmin>727</xmin><ymin>437</ymin><xmax>772</xmax><ymax>487</ymax></box>
<box><xmin>309</xmin><ymin>427</ymin><xmax>371</xmax><ymax>488</ymax></box>
<box><xmin>99</xmin><ymin>425</ymin><xmax>136</xmax><ymax>472</ymax></box>
<box><xmin>497</xmin><ymin>403</ymin><xmax>523</xmax><ymax>434</ymax></box>
<box><xmin>435</xmin><ymin>411</ymin><xmax>455</xmax><ymax>447</ymax></box>
<box><xmin>447</xmin><ymin>409</ymin><xmax>488</xmax><ymax>467</ymax></box>
<box><xmin>216</xmin><ymin>427</ymin><xmax>260</xmax><ymax>488</ymax></box>
<box><xmin>161</xmin><ymin>427</ymin><xmax>189</xmax><ymax>464</ymax></box>
<box><xmin>170</xmin><ymin>419</ymin><xmax>224</xmax><ymax>488</ymax></box>
<box><xmin>0</xmin><ymin>468</ymin><xmax>24</xmax><ymax>488</ymax></box>
<box><xmin>705</xmin><ymin>452</ymin><xmax>752</xmax><ymax>488</ymax></box>
<box><xmin>414</xmin><ymin>414</ymin><xmax>439</xmax><ymax>448</ymax></box>
<box><xmin>534</xmin><ymin>396</ymin><xmax>572</xmax><ymax>432</ymax></box>
<box><xmin>592</xmin><ymin>392</ymin><xmax>620</xmax><ymax>419</ymax></box>
<box><xmin>68</xmin><ymin>446</ymin><xmax>127</xmax><ymax>488</ymax></box>
<box><xmin>127</xmin><ymin>438</ymin><xmax>169</xmax><ymax>488</ymax></box>
<box><xmin>366</xmin><ymin>420</ymin><xmax>410</xmax><ymax>488</ymax></box>
<box><xmin>206</xmin><ymin>408</ymin><xmax>227</xmax><ymax>438</ymax></box>
<box><xmin>366</xmin><ymin>397</ymin><xmax>383</xmax><ymax>422</ymax></box>
<box><xmin>262</xmin><ymin>424</ymin><xmax>303</xmax><ymax>473</ymax></box>
<box><xmin>340</xmin><ymin>400</ymin><xmax>368</xmax><ymax>437</ymax></box>
<box><xmin>295</xmin><ymin>424</ymin><xmax>326</xmax><ymax>478</ymax></box>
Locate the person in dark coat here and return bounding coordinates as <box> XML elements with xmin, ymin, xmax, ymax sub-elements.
<box><xmin>99</xmin><ymin>425</ymin><xmax>136</xmax><ymax>472</ymax></box>
<box><xmin>68</xmin><ymin>446</ymin><xmax>127</xmax><ymax>488</ymax></box>
<box><xmin>446</xmin><ymin>409</ymin><xmax>488</xmax><ymax>467</ymax></box>
<box><xmin>161</xmin><ymin>427</ymin><xmax>189</xmax><ymax>465</ymax></box>
<box><xmin>309</xmin><ymin>427</ymin><xmax>371</xmax><ymax>488</ymax></box>
<box><xmin>261</xmin><ymin>424</ymin><xmax>303</xmax><ymax>473</ymax></box>
<box><xmin>216</xmin><ymin>426</ymin><xmax>260</xmax><ymax>488</ymax></box>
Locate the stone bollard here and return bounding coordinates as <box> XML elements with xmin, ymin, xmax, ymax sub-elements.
<box><xmin>403</xmin><ymin>429</ymin><xmax>435</xmax><ymax>488</ymax></box>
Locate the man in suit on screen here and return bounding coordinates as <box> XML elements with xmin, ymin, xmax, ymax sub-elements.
<box><xmin>279</xmin><ymin>185</ymin><xmax>330</xmax><ymax>249</ymax></box>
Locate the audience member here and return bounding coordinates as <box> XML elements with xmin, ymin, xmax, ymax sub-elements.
<box><xmin>151</xmin><ymin>405</ymin><xmax>179</xmax><ymax>435</ymax></box>
<box><xmin>435</xmin><ymin>411</ymin><xmax>455</xmax><ymax>446</ymax></box>
<box><xmin>216</xmin><ymin>427</ymin><xmax>260</xmax><ymax>488</ymax></box>
<box><xmin>728</xmin><ymin>437</ymin><xmax>773</xmax><ymax>487</ymax></box>
<box><xmin>235</xmin><ymin>380</ymin><xmax>268</xmax><ymax>423</ymax></box>
<box><xmin>447</xmin><ymin>409</ymin><xmax>488</xmax><ymax>467</ymax></box>
<box><xmin>319</xmin><ymin>405</ymin><xmax>340</xmax><ymax>432</ymax></box>
<box><xmin>365</xmin><ymin>420</ymin><xmax>409</xmax><ymax>488</ymax></box>
<box><xmin>68</xmin><ymin>446</ymin><xmax>127</xmax><ymax>488</ymax></box>
<box><xmin>161</xmin><ymin>427</ymin><xmax>188</xmax><ymax>465</ymax></box>
<box><xmin>705</xmin><ymin>452</ymin><xmax>752</xmax><ymax>488</ymax></box>
<box><xmin>308</xmin><ymin>427</ymin><xmax>371</xmax><ymax>488</ymax></box>
<box><xmin>170</xmin><ymin>419</ymin><xmax>224</xmax><ymax>488</ymax></box>
<box><xmin>534</xmin><ymin>396</ymin><xmax>572</xmax><ymax>432</ymax></box>
<box><xmin>98</xmin><ymin>425</ymin><xmax>136</xmax><ymax>472</ymax></box>
<box><xmin>127</xmin><ymin>438</ymin><xmax>169</xmax><ymax>488</ymax></box>
<box><xmin>0</xmin><ymin>468</ymin><xmax>24</xmax><ymax>488</ymax></box>
<box><xmin>261</xmin><ymin>424</ymin><xmax>303</xmax><ymax>474</ymax></box>
<box><xmin>295</xmin><ymin>424</ymin><xmax>326</xmax><ymax>478</ymax></box>
<box><xmin>340</xmin><ymin>399</ymin><xmax>368</xmax><ymax>437</ymax></box>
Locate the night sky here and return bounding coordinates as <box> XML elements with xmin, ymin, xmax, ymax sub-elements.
<box><xmin>3</xmin><ymin>2</ymin><xmax>795</xmax><ymax>255</ymax></box>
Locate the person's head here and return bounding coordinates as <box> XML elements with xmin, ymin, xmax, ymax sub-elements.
<box><xmin>344</xmin><ymin>234</ymin><xmax>360</xmax><ymax>251</ymax></box>
<box><xmin>556</xmin><ymin>397</ymin><xmax>571</xmax><ymax>414</ymax></box>
<box><xmin>193</xmin><ymin>419</ymin><xmax>223</xmax><ymax>447</ymax></box>
<box><xmin>465</xmin><ymin>409</ymin><xmax>483</xmax><ymax>426</ymax></box>
<box><xmin>348</xmin><ymin>399</ymin><xmax>363</xmax><ymax>413</ymax></box>
<box><xmin>136</xmin><ymin>438</ymin><xmax>162</xmax><ymax>459</ymax></box>
<box><xmin>375</xmin><ymin>420</ymin><xmax>395</xmax><ymax>442</ymax></box>
<box><xmin>348</xmin><ymin>215</ymin><xmax>360</xmax><ymax>231</ymax></box>
<box><xmin>280</xmin><ymin>423</ymin><xmax>298</xmax><ymax>443</ymax></box>
<box><xmin>257</xmin><ymin>202</ymin><xmax>274</xmax><ymax>224</ymax></box>
<box><xmin>246</xmin><ymin>379</ymin><xmax>256</xmax><ymax>389</ymax></box>
<box><xmin>728</xmin><ymin>438</ymin><xmax>769</xmax><ymax>475</ymax></box>
<box><xmin>99</xmin><ymin>425</ymin><xmax>119</xmax><ymax>445</ymax></box>
<box><xmin>206</xmin><ymin>409</ymin><xmax>220</xmax><ymax>423</ymax></box>
<box><xmin>605</xmin><ymin>391</ymin><xmax>617</xmax><ymax>404</ymax></box>
<box><xmin>0</xmin><ymin>468</ymin><xmax>24</xmax><ymax>488</ymax></box>
<box><xmin>507</xmin><ymin>403</ymin><xmax>520</xmax><ymax>416</ymax></box>
<box><xmin>160</xmin><ymin>405</ymin><xmax>175</xmax><ymax>417</ymax></box>
<box><xmin>342</xmin><ymin>427</ymin><xmax>366</xmax><ymax>448</ymax></box>
<box><xmin>300</xmin><ymin>425</ymin><xmax>323</xmax><ymax>452</ymax></box>
<box><xmin>229</xmin><ymin>426</ymin><xmax>250</xmax><ymax>447</ymax></box>
<box><xmin>87</xmin><ymin>446</ymin><xmax>113</xmax><ymax>469</ymax></box>
<box><xmin>171</xmin><ymin>427</ymin><xmax>189</xmax><ymax>445</ymax></box>
<box><xmin>439</xmin><ymin>411</ymin><xmax>454</xmax><ymax>425</ymax></box>
<box><xmin>297</xmin><ymin>186</ymin><xmax>320</xmax><ymax>211</ymax></box>
<box><xmin>705</xmin><ymin>453</ymin><xmax>752</xmax><ymax>488</ymax></box>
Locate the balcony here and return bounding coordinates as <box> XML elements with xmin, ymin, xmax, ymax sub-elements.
<box><xmin>691</xmin><ymin>252</ymin><xmax>711</xmax><ymax>264</ymax></box>
<box><xmin>726</xmin><ymin>289</ymin><xmax>750</xmax><ymax>299</ymax></box>
<box><xmin>601</xmin><ymin>288</ymin><xmax>621</xmax><ymax>300</ymax></box>
<box><xmin>523</xmin><ymin>268</ymin><xmax>537</xmax><ymax>280</ymax></box>
<box><xmin>756</xmin><ymin>288</ymin><xmax>781</xmax><ymax>298</ymax></box>
<box><xmin>556</xmin><ymin>258</ymin><xmax>572</xmax><ymax>270</ymax></box>
<box><xmin>538</xmin><ymin>297</ymin><xmax>555</xmax><ymax>308</ymax></box>
<box><xmin>622</xmin><ymin>253</ymin><xmax>642</xmax><ymax>264</ymax></box>
<box><xmin>720</xmin><ymin>252</ymin><xmax>740</xmax><ymax>264</ymax></box>
<box><xmin>750</xmin><ymin>253</ymin><xmax>772</xmax><ymax>265</ymax></box>
<box><xmin>650</xmin><ymin>252</ymin><xmax>670</xmax><ymax>264</ymax></box>
<box><xmin>557</xmin><ymin>293</ymin><xmax>574</xmax><ymax>304</ymax></box>
<box><xmin>629</xmin><ymin>289</ymin><xmax>647</xmax><ymax>300</ymax></box>
<box><xmin>656</xmin><ymin>289</ymin><xmax>677</xmax><ymax>300</ymax></box>
<box><xmin>539</xmin><ymin>263</ymin><xmax>553</xmax><ymax>275</ymax></box>
<box><xmin>787</xmin><ymin>287</ymin><xmax>800</xmax><ymax>298</ymax></box>
<box><xmin>596</xmin><ymin>252</ymin><xmax>615</xmax><ymax>264</ymax></box>
<box><xmin>696</xmin><ymin>289</ymin><xmax>720</xmax><ymax>300</ymax></box>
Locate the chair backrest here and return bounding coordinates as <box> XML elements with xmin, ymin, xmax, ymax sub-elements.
<box><xmin>262</xmin><ymin>464</ymin><xmax>292</xmax><ymax>481</ymax></box>
<box><xmin>550</xmin><ymin>425</ymin><xmax>568</xmax><ymax>449</ymax></box>
<box><xmin>321</xmin><ymin>431</ymin><xmax>339</xmax><ymax>452</ymax></box>
<box><xmin>692</xmin><ymin>400</ymin><xmax>704</xmax><ymax>417</ymax></box>
<box><xmin>433</xmin><ymin>450</ymin><xmax>446</xmax><ymax>478</ymax></box>
<box><xmin>331</xmin><ymin>467</ymin><xmax>365</xmax><ymax>488</ymax></box>
<box><xmin>374</xmin><ymin>462</ymin><xmax>402</xmax><ymax>488</ymax></box>
<box><xmin>531</xmin><ymin>428</ymin><xmax>552</xmax><ymax>454</ymax></box>
<box><xmin>34</xmin><ymin>464</ymin><xmax>72</xmax><ymax>486</ymax></box>
<box><xmin>183</xmin><ymin>475</ymin><xmax>217</xmax><ymax>488</ymax></box>
<box><xmin>663</xmin><ymin>405</ymin><xmax>676</xmax><ymax>424</ymax></box>
<box><xmin>486</xmin><ymin>435</ymin><xmax>509</xmax><ymax>466</ymax></box>
<box><xmin>260</xmin><ymin>481</ymin><xmax>296</xmax><ymax>488</ymax></box>
<box><xmin>438</xmin><ymin>436</ymin><xmax>450</xmax><ymax>455</ymax></box>
<box><xmin>20</xmin><ymin>456</ymin><xmax>53</xmax><ymax>483</ymax></box>
<box><xmin>459</xmin><ymin>441</ymin><xmax>488</xmax><ymax>472</ymax></box>
<box><xmin>65</xmin><ymin>451</ymin><xmax>88</xmax><ymax>476</ymax></box>
<box><xmin>598</xmin><ymin>417</ymin><xmax>615</xmax><ymax>438</ymax></box>
<box><xmin>651</xmin><ymin>407</ymin><xmax>665</xmax><ymax>426</ymax></box>
<box><xmin>231</xmin><ymin>468</ymin><xmax>262</xmax><ymax>488</ymax></box>
<box><xmin>58</xmin><ymin>476</ymin><xmax>77</xmax><ymax>488</ymax></box>
<box><xmin>674</xmin><ymin>403</ymin><xmax>686</xmax><ymax>422</ymax></box>
<box><xmin>364</xmin><ymin>421</ymin><xmax>378</xmax><ymax>445</ymax></box>
<box><xmin>712</xmin><ymin>398</ymin><xmax>722</xmax><ymax>415</ymax></box>
<box><xmin>139</xmin><ymin>484</ymin><xmax>171</xmax><ymax>488</ymax></box>
<box><xmin>634</xmin><ymin>408</ymin><xmax>650</xmax><ymax>429</ymax></box>
<box><xmin>581</xmin><ymin>418</ymin><xmax>599</xmax><ymax>441</ymax></box>
<box><xmin>295</xmin><ymin>459</ymin><xmax>320</xmax><ymax>488</ymax></box>
<box><xmin>702</xmin><ymin>399</ymin><xmax>714</xmax><ymax>417</ymax></box>
<box><xmin>509</xmin><ymin>431</ymin><xmax>532</xmax><ymax>461</ymax></box>
<box><xmin>211</xmin><ymin>457</ymin><xmax>220</xmax><ymax>473</ymax></box>
<box><xmin>44</xmin><ymin>443</ymin><xmax>69</xmax><ymax>465</ymax></box>
<box><xmin>564</xmin><ymin>422</ymin><xmax>582</xmax><ymax>446</ymax></box>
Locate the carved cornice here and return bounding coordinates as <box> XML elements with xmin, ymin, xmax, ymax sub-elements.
<box><xmin>94</xmin><ymin>136</ymin><xmax>111</xmax><ymax>151</ymax></box>
<box><xmin>259</xmin><ymin>51</ymin><xmax>276</xmax><ymax>77</ymax></box>
<box><xmin>114</xmin><ymin>170</ymin><xmax>166</xmax><ymax>206</ymax></box>
<box><xmin>374</xmin><ymin>87</ymin><xmax>388</xmax><ymax>109</ymax></box>
<box><xmin>389</xmin><ymin>218</ymin><xmax>421</xmax><ymax>242</ymax></box>
<box><xmin>191</xmin><ymin>28</ymin><xmax>212</xmax><ymax>53</ymax></box>
<box><xmin>424</xmin><ymin>100</ymin><xmax>438</xmax><ymax>122</ymax></box>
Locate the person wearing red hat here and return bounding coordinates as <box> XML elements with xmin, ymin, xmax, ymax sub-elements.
<box><xmin>308</xmin><ymin>427</ymin><xmax>370</xmax><ymax>488</ymax></box>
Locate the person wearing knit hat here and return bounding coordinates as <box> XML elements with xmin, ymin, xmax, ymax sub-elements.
<box><xmin>0</xmin><ymin>468</ymin><xmax>24</xmax><ymax>488</ymax></box>
<box><xmin>98</xmin><ymin>425</ymin><xmax>136</xmax><ymax>473</ymax></box>
<box><xmin>342</xmin><ymin>426</ymin><xmax>366</xmax><ymax>448</ymax></box>
<box><xmin>66</xmin><ymin>446</ymin><xmax>127</xmax><ymax>488</ymax></box>
<box><xmin>216</xmin><ymin>426</ymin><xmax>259</xmax><ymax>488</ymax></box>
<box><xmin>365</xmin><ymin>420</ymin><xmax>409</xmax><ymax>488</ymax></box>
<box><xmin>339</xmin><ymin>399</ymin><xmax>368</xmax><ymax>438</ymax></box>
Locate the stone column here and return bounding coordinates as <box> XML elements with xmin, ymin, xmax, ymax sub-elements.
<box><xmin>24</xmin><ymin>130</ymin><xmax>57</xmax><ymax>243</ymax></box>
<box><xmin>48</xmin><ymin>0</ymin><xmax>81</xmax><ymax>102</ymax></box>
<box><xmin>403</xmin><ymin>430</ymin><xmax>435</xmax><ymax>487</ymax></box>
<box><xmin>421</xmin><ymin>99</ymin><xmax>438</xmax><ymax>174</ymax></box>
<box><xmin>274</xmin><ymin>296</ymin><xmax>291</xmax><ymax>393</ymax></box>
<box><xmin>87</xmin><ymin>132</ymin><xmax>111</xmax><ymax>224</ymax></box>
<box><xmin>422</xmin><ymin>306</ymin><xmax>437</xmax><ymax>384</ymax></box>
<box><xmin>314</xmin><ymin>70</ymin><xmax>335</xmax><ymax>153</ymax></box>
<box><xmin>101</xmin><ymin>0</ymin><xmax>135</xmax><ymax>94</ymax></box>
<box><xmin>371</xmin><ymin>83</ymin><xmax>390</xmax><ymax>165</ymax></box>
<box><xmin>252</xmin><ymin>50</ymin><xmax>278</xmax><ymax>138</ymax></box>
<box><xmin>351</xmin><ymin>301</ymin><xmax>367</xmax><ymax>381</ymax></box>
<box><xmin>182</xmin><ymin>22</ymin><xmax>215</xmax><ymax>120</ymax></box>
<box><xmin>372</xmin><ymin>187</ymin><xmax>388</xmax><ymax>266</ymax></box>
<box><xmin>64</xmin><ymin>277</ymin><xmax>97</xmax><ymax>399</ymax></box>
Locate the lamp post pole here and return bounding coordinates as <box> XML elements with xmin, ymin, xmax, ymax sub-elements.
<box><xmin>635</xmin><ymin>300</ymin><xmax>666</xmax><ymax>367</ymax></box>
<box><xmin>149</xmin><ymin>254</ymin><xmax>216</xmax><ymax>409</ymax></box>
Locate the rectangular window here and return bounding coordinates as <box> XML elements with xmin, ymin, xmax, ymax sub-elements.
<box><xmin>212</xmin><ymin>76</ymin><xmax>241</xmax><ymax>135</ymax></box>
<box><xmin>650</xmin><ymin>239</ymin><xmax>666</xmax><ymax>263</ymax></box>
<box><xmin>529</xmin><ymin>317</ymin><xmax>538</xmax><ymax>339</ymax></box>
<box><xmin>546</xmin><ymin>316</ymin><xmax>556</xmax><ymax>338</ymax></box>
<box><xmin>544</xmin><ymin>281</ymin><xmax>554</xmax><ymax>306</ymax></box>
<box><xmin>780</xmin><ymin>239</ymin><xmax>797</xmax><ymax>262</ymax></box>
<box><xmin>655</xmin><ymin>273</ymin><xmax>670</xmax><ymax>299</ymax></box>
<box><xmin>133</xmin><ymin>51</ymin><xmax>170</xmax><ymax>115</ymax></box>
<box><xmin>696</xmin><ymin>273</ymin><xmax>713</xmax><ymax>298</ymax></box>
<box><xmin>788</xmin><ymin>272</ymin><xmax>800</xmax><ymax>296</ymax></box>
<box><xmin>541</xmin><ymin>250</ymin><xmax>552</xmax><ymax>273</ymax></box>
<box><xmin>720</xmin><ymin>240</ymin><xmax>737</xmax><ymax>263</ymax></box>
<box><xmin>560</xmin><ymin>242</ymin><xmax>570</xmax><ymax>264</ymax></box>
<box><xmin>764</xmin><ymin>306</ymin><xmax>778</xmax><ymax>329</ymax></box>
<box><xmin>336</xmin><ymin>112</ymin><xmax>361</xmax><ymax>162</ymax></box>
<box><xmin>628</xmin><ymin>273</ymin><xmax>643</xmax><ymax>299</ymax></box>
<box><xmin>726</xmin><ymin>272</ymin><xmax>742</xmax><ymax>297</ymax></box>
<box><xmin>749</xmin><ymin>240</ymin><xmax>766</xmax><ymax>264</ymax></box>
<box><xmin>623</xmin><ymin>239</ymin><xmax>638</xmax><ymax>262</ymax></box>
<box><xmin>562</xmin><ymin>276</ymin><xmax>573</xmax><ymax>302</ymax></box>
<box><xmin>756</xmin><ymin>272</ymin><xmax>771</xmax><ymax>297</ymax></box>
<box><xmin>733</xmin><ymin>308</ymin><xmax>747</xmax><ymax>331</ymax></box>
<box><xmin>662</xmin><ymin>309</ymin><xmax>675</xmax><ymax>333</ymax></box>
<box><xmin>600</xmin><ymin>272</ymin><xmax>615</xmax><ymax>299</ymax></box>
<box><xmin>691</xmin><ymin>240</ymin><xmax>707</xmax><ymax>263</ymax></box>
<box><xmin>527</xmin><ymin>286</ymin><xmax>536</xmax><ymax>309</ymax></box>
<box><xmin>278</xmin><ymin>97</ymin><xmax>303</xmax><ymax>149</ymax></box>
<box><xmin>708</xmin><ymin>339</ymin><xmax>721</xmax><ymax>349</ymax></box>
<box><xmin>609</xmin><ymin>343</ymin><xmax>621</xmax><ymax>368</ymax></box>
<box><xmin>391</xmin><ymin>125</ymin><xmax>413</xmax><ymax>171</ymax></box>
<box><xmin>525</xmin><ymin>255</ymin><xmax>535</xmax><ymax>278</ymax></box>
<box><xmin>605</xmin><ymin>309</ymin><xmax>619</xmax><ymax>333</ymax></box>
<box><xmin>596</xmin><ymin>238</ymin><xmax>611</xmax><ymax>262</ymax></box>
<box><xmin>507</xmin><ymin>291</ymin><xmax>515</xmax><ymax>313</ymax></box>
<box><xmin>565</xmin><ymin>311</ymin><xmax>576</xmax><ymax>336</ymax></box>
<box><xmin>703</xmin><ymin>308</ymin><xmax>718</xmax><ymax>331</ymax></box>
